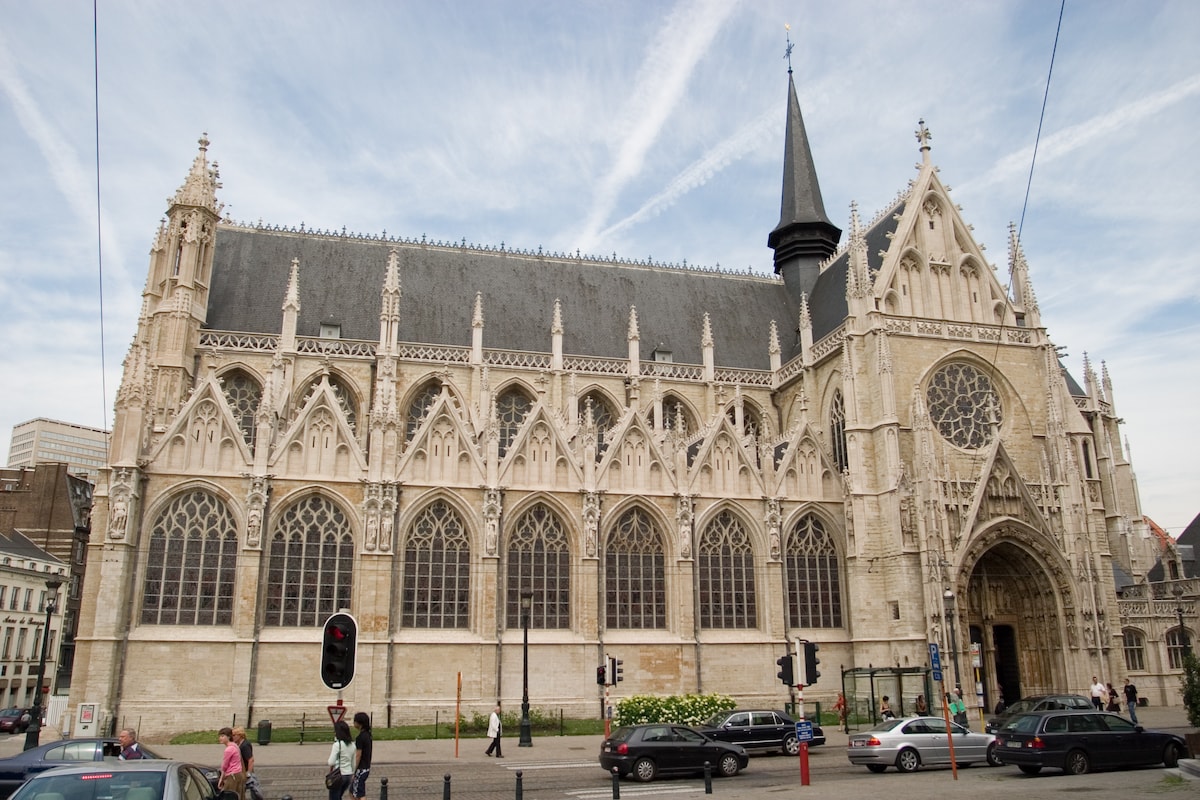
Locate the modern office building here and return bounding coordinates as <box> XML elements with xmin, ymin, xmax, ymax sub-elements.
<box><xmin>7</xmin><ymin>419</ymin><xmax>110</xmax><ymax>484</ymax></box>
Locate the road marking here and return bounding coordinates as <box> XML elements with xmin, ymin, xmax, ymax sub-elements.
<box><xmin>504</xmin><ymin>761</ymin><xmax>598</xmax><ymax>770</ymax></box>
<box><xmin>565</xmin><ymin>788</ymin><xmax>702</xmax><ymax>798</ymax></box>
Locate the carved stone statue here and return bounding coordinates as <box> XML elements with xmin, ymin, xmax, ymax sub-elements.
<box><xmin>583</xmin><ymin>492</ymin><xmax>600</xmax><ymax>558</ymax></box>
<box><xmin>483</xmin><ymin>488</ymin><xmax>502</xmax><ymax>556</ymax></box>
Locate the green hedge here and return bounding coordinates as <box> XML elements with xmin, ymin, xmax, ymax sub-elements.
<box><xmin>614</xmin><ymin>693</ymin><xmax>736</xmax><ymax>726</ymax></box>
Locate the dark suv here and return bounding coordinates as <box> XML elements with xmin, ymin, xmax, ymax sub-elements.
<box><xmin>985</xmin><ymin>694</ymin><xmax>1091</xmax><ymax>734</ymax></box>
<box><xmin>698</xmin><ymin>709</ymin><xmax>825</xmax><ymax>755</ymax></box>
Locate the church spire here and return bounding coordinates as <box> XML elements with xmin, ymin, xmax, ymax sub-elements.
<box><xmin>767</xmin><ymin>68</ymin><xmax>841</xmax><ymax>302</ymax></box>
<box><xmin>170</xmin><ymin>133</ymin><xmax>222</xmax><ymax>216</ymax></box>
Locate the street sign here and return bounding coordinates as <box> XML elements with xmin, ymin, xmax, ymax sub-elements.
<box><xmin>328</xmin><ymin>704</ymin><xmax>347</xmax><ymax>725</ymax></box>
<box><xmin>794</xmin><ymin>720</ymin><xmax>814</xmax><ymax>742</ymax></box>
<box><xmin>928</xmin><ymin>642</ymin><xmax>943</xmax><ymax>682</ymax></box>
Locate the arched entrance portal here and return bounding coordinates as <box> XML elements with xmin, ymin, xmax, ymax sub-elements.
<box><xmin>959</xmin><ymin>537</ymin><xmax>1072</xmax><ymax>710</ymax></box>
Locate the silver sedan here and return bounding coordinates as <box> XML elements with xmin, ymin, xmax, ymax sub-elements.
<box><xmin>847</xmin><ymin>715</ymin><xmax>1000</xmax><ymax>773</ymax></box>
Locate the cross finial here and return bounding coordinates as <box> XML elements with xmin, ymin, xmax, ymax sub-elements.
<box><xmin>915</xmin><ymin>119</ymin><xmax>932</xmax><ymax>161</ymax></box>
<box><xmin>784</xmin><ymin>24</ymin><xmax>794</xmax><ymax>74</ymax></box>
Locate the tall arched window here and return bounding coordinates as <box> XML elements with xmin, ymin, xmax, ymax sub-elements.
<box><xmin>698</xmin><ymin>510</ymin><xmax>756</xmax><ymax>628</ymax></box>
<box><xmin>264</xmin><ymin>495</ymin><xmax>354</xmax><ymax>626</ymax></box>
<box><xmin>142</xmin><ymin>490</ymin><xmax>238</xmax><ymax>625</ymax></box>
<box><xmin>1122</xmin><ymin>628</ymin><xmax>1145</xmax><ymax>671</ymax></box>
<box><xmin>496</xmin><ymin>388</ymin><xmax>533</xmax><ymax>458</ymax></box>
<box><xmin>220</xmin><ymin>369</ymin><xmax>262</xmax><ymax>451</ymax></box>
<box><xmin>1167</xmin><ymin>627</ymin><xmax>1191</xmax><ymax>670</ymax></box>
<box><xmin>402</xmin><ymin>500</ymin><xmax>470</xmax><ymax>628</ymax></box>
<box><xmin>655</xmin><ymin>395</ymin><xmax>695</xmax><ymax>434</ymax></box>
<box><xmin>506</xmin><ymin>503</ymin><xmax>570</xmax><ymax>628</ymax></box>
<box><xmin>605</xmin><ymin>508</ymin><xmax>665</xmax><ymax>629</ymax></box>
<box><xmin>405</xmin><ymin>381</ymin><xmax>441</xmax><ymax>442</ymax></box>
<box><xmin>829</xmin><ymin>390</ymin><xmax>848</xmax><ymax>473</ymax></box>
<box><xmin>784</xmin><ymin>514</ymin><xmax>842</xmax><ymax>628</ymax></box>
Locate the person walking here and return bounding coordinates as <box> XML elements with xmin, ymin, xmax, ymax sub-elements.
<box><xmin>351</xmin><ymin>713</ymin><xmax>372</xmax><ymax>800</ymax></box>
<box><xmin>1089</xmin><ymin>676</ymin><xmax>1106</xmax><ymax>710</ymax></box>
<box><xmin>484</xmin><ymin>703</ymin><xmax>504</xmax><ymax>758</ymax></box>
<box><xmin>118</xmin><ymin>728</ymin><xmax>146</xmax><ymax>760</ymax></box>
<box><xmin>217</xmin><ymin>727</ymin><xmax>245</xmax><ymax>800</ymax></box>
<box><xmin>327</xmin><ymin>720</ymin><xmax>356</xmax><ymax>800</ymax></box>
<box><xmin>1123</xmin><ymin>678</ymin><xmax>1139</xmax><ymax>724</ymax></box>
<box><xmin>232</xmin><ymin>727</ymin><xmax>261</xmax><ymax>800</ymax></box>
<box><xmin>834</xmin><ymin>692</ymin><xmax>848</xmax><ymax>732</ymax></box>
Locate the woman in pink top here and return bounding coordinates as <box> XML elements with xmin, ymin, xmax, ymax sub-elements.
<box><xmin>218</xmin><ymin>726</ymin><xmax>245</xmax><ymax>800</ymax></box>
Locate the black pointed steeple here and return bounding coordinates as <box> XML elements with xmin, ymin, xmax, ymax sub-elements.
<box><xmin>768</xmin><ymin>73</ymin><xmax>841</xmax><ymax>301</ymax></box>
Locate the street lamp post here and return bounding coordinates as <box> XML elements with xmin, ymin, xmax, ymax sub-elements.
<box><xmin>943</xmin><ymin>589</ymin><xmax>962</xmax><ymax>694</ymax></box>
<box><xmin>519</xmin><ymin>590</ymin><xmax>533</xmax><ymax>747</ymax></box>
<box><xmin>24</xmin><ymin>578</ymin><xmax>62</xmax><ymax>751</ymax></box>
<box><xmin>1174</xmin><ymin>584</ymin><xmax>1191</xmax><ymax>657</ymax></box>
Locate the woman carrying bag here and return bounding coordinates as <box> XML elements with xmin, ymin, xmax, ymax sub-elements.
<box><xmin>326</xmin><ymin>720</ymin><xmax>356</xmax><ymax>800</ymax></box>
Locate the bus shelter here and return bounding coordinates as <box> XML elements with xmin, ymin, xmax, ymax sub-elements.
<box><xmin>840</xmin><ymin>665</ymin><xmax>934</xmax><ymax>731</ymax></box>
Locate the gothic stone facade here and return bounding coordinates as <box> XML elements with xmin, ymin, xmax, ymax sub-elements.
<box><xmin>69</xmin><ymin>80</ymin><xmax>1155</xmax><ymax>737</ymax></box>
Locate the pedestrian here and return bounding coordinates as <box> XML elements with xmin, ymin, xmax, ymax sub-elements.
<box><xmin>833</xmin><ymin>692</ymin><xmax>848</xmax><ymax>732</ymax></box>
<box><xmin>880</xmin><ymin>695</ymin><xmax>894</xmax><ymax>720</ymax></box>
<box><xmin>1123</xmin><ymin>678</ymin><xmax>1139</xmax><ymax>724</ymax></box>
<box><xmin>327</xmin><ymin>720</ymin><xmax>356</xmax><ymax>800</ymax></box>
<box><xmin>914</xmin><ymin>694</ymin><xmax>928</xmax><ymax>715</ymax></box>
<box><xmin>993</xmin><ymin>692</ymin><xmax>1006</xmax><ymax>716</ymax></box>
<box><xmin>117</xmin><ymin>728</ymin><xmax>146</xmax><ymax>760</ymax></box>
<box><xmin>950</xmin><ymin>687</ymin><xmax>969</xmax><ymax>728</ymax></box>
<box><xmin>1105</xmin><ymin>683</ymin><xmax>1120</xmax><ymax>712</ymax></box>
<box><xmin>351</xmin><ymin>712</ymin><xmax>372</xmax><ymax>800</ymax></box>
<box><xmin>218</xmin><ymin>727</ymin><xmax>245</xmax><ymax>800</ymax></box>
<box><xmin>232</xmin><ymin>727</ymin><xmax>262</xmax><ymax>800</ymax></box>
<box><xmin>484</xmin><ymin>702</ymin><xmax>504</xmax><ymax>758</ymax></box>
<box><xmin>1089</xmin><ymin>676</ymin><xmax>1106</xmax><ymax>710</ymax></box>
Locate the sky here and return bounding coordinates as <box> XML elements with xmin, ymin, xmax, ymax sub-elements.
<box><xmin>1</xmin><ymin>0</ymin><xmax>1197</xmax><ymax>536</ymax></box>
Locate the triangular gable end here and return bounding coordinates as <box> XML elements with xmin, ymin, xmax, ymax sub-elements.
<box><xmin>396</xmin><ymin>389</ymin><xmax>485</xmax><ymax>486</ymax></box>
<box><xmin>769</xmin><ymin>421</ymin><xmax>842</xmax><ymax>501</ymax></box>
<box><xmin>959</xmin><ymin>437</ymin><xmax>1056</xmax><ymax>546</ymax></box>
<box><xmin>684</xmin><ymin>414</ymin><xmax>766</xmax><ymax>498</ymax></box>
<box><xmin>149</xmin><ymin>378</ymin><xmax>254</xmax><ymax>473</ymax></box>
<box><xmin>595</xmin><ymin>410</ymin><xmax>679</xmax><ymax>496</ymax></box>
<box><xmin>499</xmin><ymin>403</ymin><xmax>585</xmax><ymax>487</ymax></box>
<box><xmin>270</xmin><ymin>378</ymin><xmax>367</xmax><ymax>478</ymax></box>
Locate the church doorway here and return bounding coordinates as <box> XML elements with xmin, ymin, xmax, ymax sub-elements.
<box><xmin>962</xmin><ymin>537</ymin><xmax>1070</xmax><ymax>705</ymax></box>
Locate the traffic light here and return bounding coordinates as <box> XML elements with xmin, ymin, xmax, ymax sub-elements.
<box><xmin>801</xmin><ymin>641</ymin><xmax>820</xmax><ymax>686</ymax></box>
<box><xmin>321</xmin><ymin>612</ymin><xmax>358</xmax><ymax>690</ymax></box>
<box><xmin>776</xmin><ymin>654</ymin><xmax>794</xmax><ymax>686</ymax></box>
<box><xmin>608</xmin><ymin>656</ymin><xmax>624</xmax><ymax>684</ymax></box>
<box><xmin>597</xmin><ymin>664</ymin><xmax>607</xmax><ymax>685</ymax></box>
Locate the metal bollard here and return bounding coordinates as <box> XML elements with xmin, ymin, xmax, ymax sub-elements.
<box><xmin>703</xmin><ymin>761</ymin><xmax>712</xmax><ymax>794</ymax></box>
<box><xmin>515</xmin><ymin>770</ymin><xmax>523</xmax><ymax>800</ymax></box>
<box><xmin>610</xmin><ymin>766</ymin><xmax>620</xmax><ymax>800</ymax></box>
<box><xmin>443</xmin><ymin>773</ymin><xmax>451</xmax><ymax>800</ymax></box>
<box><xmin>379</xmin><ymin>777</ymin><xmax>388</xmax><ymax>800</ymax></box>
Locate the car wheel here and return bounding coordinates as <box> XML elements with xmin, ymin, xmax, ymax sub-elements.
<box><xmin>1018</xmin><ymin>764</ymin><xmax>1042</xmax><ymax>775</ymax></box>
<box><xmin>783</xmin><ymin>734</ymin><xmax>800</xmax><ymax>756</ymax></box>
<box><xmin>717</xmin><ymin>754</ymin><xmax>740</xmax><ymax>777</ymax></box>
<box><xmin>1064</xmin><ymin>749</ymin><xmax>1090</xmax><ymax>775</ymax></box>
<box><xmin>866</xmin><ymin>764</ymin><xmax>888</xmax><ymax>773</ymax></box>
<box><xmin>1163</xmin><ymin>742</ymin><xmax>1182</xmax><ymax>768</ymax></box>
<box><xmin>632</xmin><ymin>757</ymin><xmax>656</xmax><ymax>782</ymax></box>
<box><xmin>986</xmin><ymin>741</ymin><xmax>1001</xmax><ymax>767</ymax></box>
<box><xmin>895</xmin><ymin>747</ymin><xmax>920</xmax><ymax>773</ymax></box>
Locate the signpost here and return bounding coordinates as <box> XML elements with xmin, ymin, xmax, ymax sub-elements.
<box><xmin>930</xmin><ymin>640</ymin><xmax>958</xmax><ymax>780</ymax></box>
<box><xmin>327</xmin><ymin>702</ymin><xmax>346</xmax><ymax>726</ymax></box>
<box><xmin>794</xmin><ymin>720</ymin><xmax>814</xmax><ymax>742</ymax></box>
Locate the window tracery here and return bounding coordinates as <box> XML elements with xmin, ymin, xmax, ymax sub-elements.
<box><xmin>264</xmin><ymin>495</ymin><xmax>354</xmax><ymax>627</ymax></box>
<box><xmin>830</xmin><ymin>390</ymin><xmax>848</xmax><ymax>472</ymax></box>
<box><xmin>405</xmin><ymin>381</ymin><xmax>441</xmax><ymax>442</ymax></box>
<box><xmin>698</xmin><ymin>510</ymin><xmax>756</xmax><ymax>628</ymax></box>
<box><xmin>605</xmin><ymin>507</ymin><xmax>665</xmax><ymax>629</ymax></box>
<box><xmin>142</xmin><ymin>490</ymin><xmax>238</xmax><ymax>625</ymax></box>
<box><xmin>496</xmin><ymin>388</ymin><xmax>533</xmax><ymax>458</ymax></box>
<box><xmin>220</xmin><ymin>369</ymin><xmax>262</xmax><ymax>451</ymax></box>
<box><xmin>1122</xmin><ymin>628</ymin><xmax>1145</xmax><ymax>671</ymax></box>
<box><xmin>506</xmin><ymin>503</ymin><xmax>570</xmax><ymax>628</ymax></box>
<box><xmin>925</xmin><ymin>362</ymin><xmax>1002</xmax><ymax>449</ymax></box>
<box><xmin>784</xmin><ymin>514</ymin><xmax>842</xmax><ymax>628</ymax></box>
<box><xmin>402</xmin><ymin>500</ymin><xmax>470</xmax><ymax>628</ymax></box>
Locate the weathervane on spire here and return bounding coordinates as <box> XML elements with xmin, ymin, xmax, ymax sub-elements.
<box><xmin>784</xmin><ymin>24</ymin><xmax>794</xmax><ymax>74</ymax></box>
<box><xmin>915</xmin><ymin>119</ymin><xmax>932</xmax><ymax>150</ymax></box>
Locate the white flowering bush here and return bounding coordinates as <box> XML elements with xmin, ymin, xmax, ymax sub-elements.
<box><xmin>614</xmin><ymin>693</ymin><xmax>736</xmax><ymax>726</ymax></box>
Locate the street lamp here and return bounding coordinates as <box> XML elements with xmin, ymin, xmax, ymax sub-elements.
<box><xmin>24</xmin><ymin>578</ymin><xmax>62</xmax><ymax>751</ymax></box>
<box><xmin>943</xmin><ymin>589</ymin><xmax>962</xmax><ymax>695</ymax></box>
<box><xmin>518</xmin><ymin>590</ymin><xmax>533</xmax><ymax>747</ymax></box>
<box><xmin>1174</xmin><ymin>584</ymin><xmax>1191</xmax><ymax>657</ymax></box>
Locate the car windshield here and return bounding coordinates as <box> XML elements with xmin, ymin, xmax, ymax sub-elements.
<box><xmin>868</xmin><ymin>719</ymin><xmax>906</xmax><ymax>732</ymax></box>
<box><xmin>13</xmin><ymin>770</ymin><xmax>166</xmax><ymax>800</ymax></box>
<box><xmin>1001</xmin><ymin>714</ymin><xmax>1042</xmax><ymax>733</ymax></box>
<box><xmin>607</xmin><ymin>727</ymin><xmax>636</xmax><ymax>743</ymax></box>
<box><xmin>1002</xmin><ymin>698</ymin><xmax>1037</xmax><ymax>715</ymax></box>
<box><xmin>703</xmin><ymin>712</ymin><xmax>730</xmax><ymax>727</ymax></box>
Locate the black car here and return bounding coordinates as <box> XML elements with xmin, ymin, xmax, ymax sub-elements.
<box><xmin>698</xmin><ymin>709</ymin><xmax>825</xmax><ymax>755</ymax></box>
<box><xmin>0</xmin><ymin>738</ymin><xmax>219</xmax><ymax>799</ymax></box>
<box><xmin>985</xmin><ymin>694</ymin><xmax>1091</xmax><ymax>734</ymax></box>
<box><xmin>994</xmin><ymin>710</ymin><xmax>1186</xmax><ymax>775</ymax></box>
<box><xmin>8</xmin><ymin>760</ymin><xmax>216</xmax><ymax>800</ymax></box>
<box><xmin>599</xmin><ymin>723</ymin><xmax>749</xmax><ymax>782</ymax></box>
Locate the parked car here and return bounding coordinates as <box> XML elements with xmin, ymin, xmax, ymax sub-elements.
<box><xmin>8</xmin><ymin>760</ymin><xmax>216</xmax><ymax>800</ymax></box>
<box><xmin>985</xmin><ymin>694</ymin><xmax>1091</xmax><ymax>734</ymax></box>
<box><xmin>600</xmin><ymin>723</ymin><xmax>749</xmax><ymax>782</ymax></box>
<box><xmin>698</xmin><ymin>709</ymin><xmax>825</xmax><ymax>755</ymax></box>
<box><xmin>0</xmin><ymin>710</ymin><xmax>27</xmax><ymax>735</ymax></box>
<box><xmin>847</xmin><ymin>715</ymin><xmax>1000</xmax><ymax>773</ymax></box>
<box><xmin>0</xmin><ymin>738</ymin><xmax>218</xmax><ymax>799</ymax></box>
<box><xmin>993</xmin><ymin>710</ymin><xmax>1186</xmax><ymax>775</ymax></box>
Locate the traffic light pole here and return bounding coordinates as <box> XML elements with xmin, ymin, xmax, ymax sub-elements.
<box><xmin>796</xmin><ymin>681</ymin><xmax>810</xmax><ymax>786</ymax></box>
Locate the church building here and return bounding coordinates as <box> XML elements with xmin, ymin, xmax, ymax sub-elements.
<box><xmin>69</xmin><ymin>70</ymin><xmax>1185</xmax><ymax>737</ymax></box>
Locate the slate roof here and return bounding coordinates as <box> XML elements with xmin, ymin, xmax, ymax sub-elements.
<box><xmin>206</xmin><ymin>227</ymin><xmax>802</xmax><ymax>370</ymax></box>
